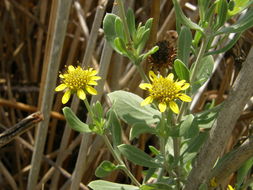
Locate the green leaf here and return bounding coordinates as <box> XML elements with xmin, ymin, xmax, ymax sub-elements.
<box><xmin>236</xmin><ymin>157</ymin><xmax>253</xmax><ymax>188</ymax></box>
<box><xmin>149</xmin><ymin>146</ymin><xmax>160</xmax><ymax>156</ymax></box>
<box><xmin>88</xmin><ymin>180</ymin><xmax>138</xmax><ymax>190</ymax></box>
<box><xmin>143</xmin><ymin>168</ymin><xmax>157</xmax><ymax>183</ymax></box>
<box><xmin>118</xmin><ymin>144</ymin><xmax>161</xmax><ymax>168</ymax></box>
<box><xmin>181</xmin><ymin>132</ymin><xmax>209</xmax><ymax>163</ymax></box>
<box><xmin>214</xmin><ymin>0</ymin><xmax>228</xmax><ymax>30</ymax></box>
<box><xmin>198</xmin><ymin>0</ymin><xmax>209</xmax><ymax>21</ymax></box>
<box><xmin>215</xmin><ymin>8</ymin><xmax>253</xmax><ymax>35</ymax></box>
<box><xmin>113</xmin><ymin>37</ymin><xmax>129</xmax><ymax>56</ymax></box>
<box><xmin>130</xmin><ymin>122</ymin><xmax>156</xmax><ymax>140</ymax></box>
<box><xmin>63</xmin><ymin>107</ymin><xmax>91</xmax><ymax>133</ymax></box>
<box><xmin>136</xmin><ymin>28</ymin><xmax>151</xmax><ymax>54</ymax></box>
<box><xmin>206</xmin><ymin>32</ymin><xmax>241</xmax><ymax>55</ymax></box>
<box><xmin>144</xmin><ymin>18</ymin><xmax>153</xmax><ymax>30</ymax></box>
<box><xmin>126</xmin><ymin>8</ymin><xmax>136</xmax><ymax>39</ymax></box>
<box><xmin>177</xmin><ymin>26</ymin><xmax>192</xmax><ymax>65</ymax></box>
<box><xmin>115</xmin><ymin>17</ymin><xmax>126</xmax><ymax>42</ymax></box>
<box><xmin>174</xmin><ymin>59</ymin><xmax>190</xmax><ymax>81</ymax></box>
<box><xmin>192</xmin><ymin>105</ymin><xmax>221</xmax><ymax>129</ymax></box>
<box><xmin>141</xmin><ymin>45</ymin><xmax>159</xmax><ymax>61</ymax></box>
<box><xmin>107</xmin><ymin>91</ymin><xmax>161</xmax><ymax>125</ymax></box>
<box><xmin>179</xmin><ymin>114</ymin><xmax>199</xmax><ymax>139</ymax></box>
<box><xmin>191</xmin><ymin>55</ymin><xmax>214</xmax><ymax>92</ymax></box>
<box><xmin>173</xmin><ymin>0</ymin><xmax>204</xmax><ymax>33</ymax></box>
<box><xmin>103</xmin><ymin>13</ymin><xmax>118</xmax><ymax>50</ymax></box>
<box><xmin>92</xmin><ymin>101</ymin><xmax>104</xmax><ymax>119</ymax></box>
<box><xmin>198</xmin><ymin>183</ymin><xmax>208</xmax><ymax>190</ymax></box>
<box><xmin>95</xmin><ymin>161</ymin><xmax>118</xmax><ymax>178</ymax></box>
<box><xmin>228</xmin><ymin>0</ymin><xmax>253</xmax><ymax>16</ymax></box>
<box><xmin>107</xmin><ymin>109</ymin><xmax>122</xmax><ymax>146</ymax></box>
<box><xmin>140</xmin><ymin>183</ymin><xmax>173</xmax><ymax>190</ymax></box>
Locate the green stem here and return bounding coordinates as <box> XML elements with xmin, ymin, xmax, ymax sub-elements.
<box><xmin>158</xmin><ymin>113</ymin><xmax>170</xmax><ymax>177</ymax></box>
<box><xmin>189</xmin><ymin>36</ymin><xmax>209</xmax><ymax>83</ymax></box>
<box><xmin>83</xmin><ymin>98</ymin><xmax>94</xmax><ymax>118</ymax></box>
<box><xmin>102</xmin><ymin>135</ymin><xmax>141</xmax><ymax>187</ymax></box>
<box><xmin>116</xmin><ymin>0</ymin><xmax>132</xmax><ymax>46</ymax></box>
<box><xmin>135</xmin><ymin>62</ymin><xmax>149</xmax><ymax>83</ymax></box>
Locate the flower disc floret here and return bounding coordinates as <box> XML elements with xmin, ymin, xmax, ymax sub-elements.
<box><xmin>55</xmin><ymin>65</ymin><xmax>101</xmax><ymax>104</ymax></box>
<box><xmin>139</xmin><ymin>71</ymin><xmax>192</xmax><ymax>113</ymax></box>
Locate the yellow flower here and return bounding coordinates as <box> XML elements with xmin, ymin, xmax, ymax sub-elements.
<box><xmin>139</xmin><ymin>71</ymin><xmax>192</xmax><ymax>113</ymax></box>
<box><xmin>55</xmin><ymin>65</ymin><xmax>101</xmax><ymax>104</ymax></box>
<box><xmin>227</xmin><ymin>185</ymin><xmax>235</xmax><ymax>190</ymax></box>
<box><xmin>210</xmin><ymin>177</ymin><xmax>218</xmax><ymax>187</ymax></box>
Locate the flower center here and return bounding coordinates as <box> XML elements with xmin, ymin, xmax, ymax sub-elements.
<box><xmin>63</xmin><ymin>69</ymin><xmax>89</xmax><ymax>90</ymax></box>
<box><xmin>150</xmin><ymin>77</ymin><xmax>179</xmax><ymax>102</ymax></box>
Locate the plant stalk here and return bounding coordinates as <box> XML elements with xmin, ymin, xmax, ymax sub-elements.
<box><xmin>102</xmin><ymin>135</ymin><xmax>141</xmax><ymax>187</ymax></box>
<box><xmin>190</xmin><ymin>36</ymin><xmax>209</xmax><ymax>83</ymax></box>
<box><xmin>116</xmin><ymin>0</ymin><xmax>132</xmax><ymax>46</ymax></box>
<box><xmin>135</xmin><ymin>62</ymin><xmax>149</xmax><ymax>83</ymax></box>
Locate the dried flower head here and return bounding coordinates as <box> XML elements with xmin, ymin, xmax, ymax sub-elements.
<box><xmin>148</xmin><ymin>40</ymin><xmax>177</xmax><ymax>72</ymax></box>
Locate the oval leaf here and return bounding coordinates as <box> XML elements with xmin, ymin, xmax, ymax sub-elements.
<box><xmin>118</xmin><ymin>144</ymin><xmax>161</xmax><ymax>168</ymax></box>
<box><xmin>88</xmin><ymin>180</ymin><xmax>138</xmax><ymax>190</ymax></box>
<box><xmin>177</xmin><ymin>26</ymin><xmax>192</xmax><ymax>65</ymax></box>
<box><xmin>107</xmin><ymin>91</ymin><xmax>161</xmax><ymax>125</ymax></box>
<box><xmin>95</xmin><ymin>161</ymin><xmax>117</xmax><ymax>178</ymax></box>
<box><xmin>140</xmin><ymin>183</ymin><xmax>173</xmax><ymax>190</ymax></box>
<box><xmin>179</xmin><ymin>114</ymin><xmax>199</xmax><ymax>138</ymax></box>
<box><xmin>103</xmin><ymin>13</ymin><xmax>118</xmax><ymax>49</ymax></box>
<box><xmin>174</xmin><ymin>59</ymin><xmax>190</xmax><ymax>81</ymax></box>
<box><xmin>63</xmin><ymin>107</ymin><xmax>91</xmax><ymax>133</ymax></box>
<box><xmin>130</xmin><ymin>122</ymin><xmax>156</xmax><ymax>140</ymax></box>
<box><xmin>191</xmin><ymin>55</ymin><xmax>214</xmax><ymax>92</ymax></box>
<box><xmin>107</xmin><ymin>109</ymin><xmax>122</xmax><ymax>146</ymax></box>
<box><xmin>126</xmin><ymin>8</ymin><xmax>136</xmax><ymax>39</ymax></box>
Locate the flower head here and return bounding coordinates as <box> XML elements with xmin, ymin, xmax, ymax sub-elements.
<box><xmin>55</xmin><ymin>65</ymin><xmax>101</xmax><ymax>104</ymax></box>
<box><xmin>139</xmin><ymin>71</ymin><xmax>192</xmax><ymax>113</ymax></box>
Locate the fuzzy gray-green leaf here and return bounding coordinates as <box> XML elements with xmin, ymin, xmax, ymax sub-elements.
<box><xmin>118</xmin><ymin>144</ymin><xmax>161</xmax><ymax>168</ymax></box>
<box><xmin>63</xmin><ymin>107</ymin><xmax>91</xmax><ymax>133</ymax></box>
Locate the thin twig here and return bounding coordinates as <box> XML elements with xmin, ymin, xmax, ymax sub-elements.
<box><xmin>0</xmin><ymin>112</ymin><xmax>43</xmax><ymax>147</ymax></box>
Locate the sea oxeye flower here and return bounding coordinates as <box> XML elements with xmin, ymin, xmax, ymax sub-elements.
<box><xmin>139</xmin><ymin>71</ymin><xmax>192</xmax><ymax>114</ymax></box>
<box><xmin>55</xmin><ymin>65</ymin><xmax>101</xmax><ymax>104</ymax></box>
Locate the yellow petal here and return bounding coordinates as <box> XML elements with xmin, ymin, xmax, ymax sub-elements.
<box><xmin>77</xmin><ymin>89</ymin><xmax>86</xmax><ymax>100</ymax></box>
<box><xmin>90</xmin><ymin>69</ymin><xmax>98</xmax><ymax>75</ymax></box>
<box><xmin>91</xmin><ymin>76</ymin><xmax>101</xmax><ymax>80</ymax></box>
<box><xmin>62</xmin><ymin>90</ymin><xmax>71</xmax><ymax>104</ymax></box>
<box><xmin>227</xmin><ymin>185</ymin><xmax>234</xmax><ymax>190</ymax></box>
<box><xmin>169</xmin><ymin>101</ymin><xmax>179</xmax><ymax>114</ymax></box>
<box><xmin>139</xmin><ymin>83</ymin><xmax>152</xmax><ymax>90</ymax></box>
<box><xmin>178</xmin><ymin>93</ymin><xmax>192</xmax><ymax>102</ymax></box>
<box><xmin>87</xmin><ymin>80</ymin><xmax>98</xmax><ymax>85</ymax></box>
<box><xmin>141</xmin><ymin>96</ymin><xmax>154</xmax><ymax>106</ymax></box>
<box><xmin>55</xmin><ymin>84</ymin><xmax>67</xmax><ymax>91</ymax></box>
<box><xmin>176</xmin><ymin>80</ymin><xmax>186</xmax><ymax>86</ymax></box>
<box><xmin>158</xmin><ymin>102</ymin><xmax>167</xmax><ymax>112</ymax></box>
<box><xmin>181</xmin><ymin>83</ymin><xmax>190</xmax><ymax>90</ymax></box>
<box><xmin>149</xmin><ymin>71</ymin><xmax>157</xmax><ymax>81</ymax></box>
<box><xmin>86</xmin><ymin>86</ymin><xmax>97</xmax><ymax>95</ymax></box>
<box><xmin>68</xmin><ymin>65</ymin><xmax>75</xmax><ymax>71</ymax></box>
<box><xmin>166</xmin><ymin>73</ymin><xmax>174</xmax><ymax>81</ymax></box>
<box><xmin>59</xmin><ymin>74</ymin><xmax>64</xmax><ymax>78</ymax></box>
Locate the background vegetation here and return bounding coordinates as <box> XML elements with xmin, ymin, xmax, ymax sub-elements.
<box><xmin>0</xmin><ymin>0</ymin><xmax>253</xmax><ymax>189</ymax></box>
